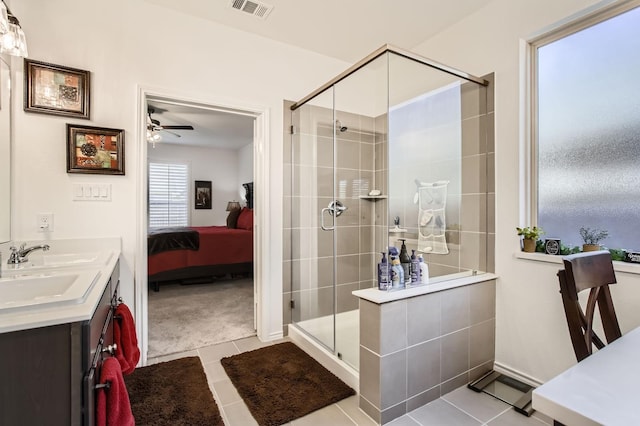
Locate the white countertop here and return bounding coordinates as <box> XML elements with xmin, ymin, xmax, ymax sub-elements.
<box><xmin>532</xmin><ymin>326</ymin><xmax>640</xmax><ymax>425</ymax></box>
<box><xmin>0</xmin><ymin>237</ymin><xmax>121</xmax><ymax>334</ymax></box>
<box><xmin>353</xmin><ymin>271</ymin><xmax>498</xmax><ymax>304</ymax></box>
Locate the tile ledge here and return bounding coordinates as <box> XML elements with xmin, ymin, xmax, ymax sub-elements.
<box><xmin>353</xmin><ymin>272</ymin><xmax>498</xmax><ymax>304</ymax></box>
<box><xmin>515</xmin><ymin>251</ymin><xmax>640</xmax><ymax>275</ymax></box>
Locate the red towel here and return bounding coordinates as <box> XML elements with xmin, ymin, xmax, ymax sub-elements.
<box><xmin>114</xmin><ymin>303</ymin><xmax>140</xmax><ymax>375</ymax></box>
<box><xmin>96</xmin><ymin>357</ymin><xmax>135</xmax><ymax>426</ymax></box>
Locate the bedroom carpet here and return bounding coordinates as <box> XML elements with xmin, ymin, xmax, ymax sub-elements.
<box><xmin>148</xmin><ymin>277</ymin><xmax>255</xmax><ymax>357</ymax></box>
<box><xmin>221</xmin><ymin>342</ymin><xmax>356</xmax><ymax>426</ymax></box>
<box><xmin>125</xmin><ymin>356</ymin><xmax>223</xmax><ymax>426</ymax></box>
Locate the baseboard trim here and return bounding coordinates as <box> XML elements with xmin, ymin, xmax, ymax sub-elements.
<box><xmin>493</xmin><ymin>362</ymin><xmax>544</xmax><ymax>387</ymax></box>
<box><xmin>263</xmin><ymin>329</ymin><xmax>284</xmax><ymax>342</ymax></box>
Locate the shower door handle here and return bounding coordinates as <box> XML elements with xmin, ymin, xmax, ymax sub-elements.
<box><xmin>321</xmin><ymin>200</ymin><xmax>348</xmax><ymax>231</ymax></box>
<box><xmin>321</xmin><ymin>207</ymin><xmax>334</xmax><ymax>231</ymax></box>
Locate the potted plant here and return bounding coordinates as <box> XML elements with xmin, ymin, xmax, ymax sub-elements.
<box><xmin>579</xmin><ymin>227</ymin><xmax>608</xmax><ymax>252</ymax></box>
<box><xmin>517</xmin><ymin>226</ymin><xmax>544</xmax><ymax>252</ymax></box>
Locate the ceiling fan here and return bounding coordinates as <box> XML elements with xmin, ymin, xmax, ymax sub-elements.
<box><xmin>147</xmin><ymin>106</ymin><xmax>194</xmax><ymax>138</ymax></box>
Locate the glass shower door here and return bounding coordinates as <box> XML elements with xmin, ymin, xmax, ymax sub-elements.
<box><xmin>290</xmin><ymin>88</ymin><xmax>336</xmax><ymax>352</ymax></box>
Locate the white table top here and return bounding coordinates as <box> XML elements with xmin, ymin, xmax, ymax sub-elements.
<box><xmin>532</xmin><ymin>326</ymin><xmax>640</xmax><ymax>426</ymax></box>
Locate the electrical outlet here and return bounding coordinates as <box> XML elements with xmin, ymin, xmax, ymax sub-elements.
<box><xmin>37</xmin><ymin>213</ymin><xmax>54</xmax><ymax>232</ymax></box>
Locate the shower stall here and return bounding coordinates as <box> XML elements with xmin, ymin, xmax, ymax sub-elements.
<box><xmin>284</xmin><ymin>45</ymin><xmax>491</xmax><ymax>377</ymax></box>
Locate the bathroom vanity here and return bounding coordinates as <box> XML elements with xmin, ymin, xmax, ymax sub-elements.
<box><xmin>0</xmin><ymin>238</ymin><xmax>121</xmax><ymax>426</ymax></box>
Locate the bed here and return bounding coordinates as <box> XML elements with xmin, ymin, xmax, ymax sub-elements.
<box><xmin>148</xmin><ymin>207</ymin><xmax>253</xmax><ymax>291</ymax></box>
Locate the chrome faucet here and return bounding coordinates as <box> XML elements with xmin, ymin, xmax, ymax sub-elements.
<box><xmin>7</xmin><ymin>243</ymin><xmax>50</xmax><ymax>264</ymax></box>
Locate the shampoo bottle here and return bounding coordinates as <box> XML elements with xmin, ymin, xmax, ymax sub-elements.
<box><xmin>378</xmin><ymin>252</ymin><xmax>390</xmax><ymax>291</ymax></box>
<box><xmin>399</xmin><ymin>239</ymin><xmax>411</xmax><ymax>285</ymax></box>
<box><xmin>390</xmin><ymin>257</ymin><xmax>400</xmax><ymax>288</ymax></box>
<box><xmin>389</xmin><ymin>246</ymin><xmax>398</xmax><ymax>287</ymax></box>
<box><xmin>419</xmin><ymin>254</ymin><xmax>429</xmax><ymax>284</ymax></box>
<box><xmin>410</xmin><ymin>249</ymin><xmax>420</xmax><ymax>284</ymax></box>
<box><xmin>391</xmin><ymin>257</ymin><xmax>404</xmax><ymax>289</ymax></box>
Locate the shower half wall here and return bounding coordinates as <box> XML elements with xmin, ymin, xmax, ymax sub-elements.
<box><xmin>283</xmin><ymin>45</ymin><xmax>494</xmax><ymax>384</ymax></box>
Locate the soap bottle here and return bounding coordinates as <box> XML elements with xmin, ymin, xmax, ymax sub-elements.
<box><xmin>378</xmin><ymin>252</ymin><xmax>390</xmax><ymax>291</ymax></box>
<box><xmin>419</xmin><ymin>254</ymin><xmax>429</xmax><ymax>284</ymax></box>
<box><xmin>387</xmin><ymin>246</ymin><xmax>398</xmax><ymax>289</ymax></box>
<box><xmin>410</xmin><ymin>249</ymin><xmax>420</xmax><ymax>284</ymax></box>
<box><xmin>390</xmin><ymin>256</ymin><xmax>400</xmax><ymax>288</ymax></box>
<box><xmin>399</xmin><ymin>239</ymin><xmax>411</xmax><ymax>285</ymax></box>
<box><xmin>391</xmin><ymin>257</ymin><xmax>404</xmax><ymax>289</ymax></box>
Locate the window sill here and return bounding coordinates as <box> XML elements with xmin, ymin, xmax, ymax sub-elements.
<box><xmin>515</xmin><ymin>251</ymin><xmax>640</xmax><ymax>275</ymax></box>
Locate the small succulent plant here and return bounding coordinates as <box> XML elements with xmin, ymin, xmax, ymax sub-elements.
<box><xmin>579</xmin><ymin>227</ymin><xmax>608</xmax><ymax>245</ymax></box>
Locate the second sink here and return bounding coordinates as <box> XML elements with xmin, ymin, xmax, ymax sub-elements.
<box><xmin>0</xmin><ymin>270</ymin><xmax>101</xmax><ymax>312</ymax></box>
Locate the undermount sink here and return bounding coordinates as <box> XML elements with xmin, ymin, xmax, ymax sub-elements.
<box><xmin>0</xmin><ymin>270</ymin><xmax>101</xmax><ymax>312</ymax></box>
<box><xmin>4</xmin><ymin>251</ymin><xmax>114</xmax><ymax>272</ymax></box>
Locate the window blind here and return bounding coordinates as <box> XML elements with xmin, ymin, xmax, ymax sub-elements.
<box><xmin>148</xmin><ymin>162</ymin><xmax>189</xmax><ymax>228</ymax></box>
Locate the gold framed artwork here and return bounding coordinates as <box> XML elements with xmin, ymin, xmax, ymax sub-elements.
<box><xmin>24</xmin><ymin>59</ymin><xmax>90</xmax><ymax>119</ymax></box>
<box><xmin>66</xmin><ymin>124</ymin><xmax>124</xmax><ymax>175</ymax></box>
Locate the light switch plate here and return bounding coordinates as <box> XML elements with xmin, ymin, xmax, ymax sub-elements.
<box><xmin>73</xmin><ymin>183</ymin><xmax>112</xmax><ymax>201</ymax></box>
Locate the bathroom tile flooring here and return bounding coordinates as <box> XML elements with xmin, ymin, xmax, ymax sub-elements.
<box><xmin>147</xmin><ymin>337</ymin><xmax>553</xmax><ymax>426</ymax></box>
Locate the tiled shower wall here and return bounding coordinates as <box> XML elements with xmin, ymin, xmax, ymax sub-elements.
<box><xmin>282</xmin><ymin>102</ymin><xmax>384</xmax><ymax>331</ymax></box>
<box><xmin>386</xmin><ymin>75</ymin><xmax>495</xmax><ymax>277</ymax></box>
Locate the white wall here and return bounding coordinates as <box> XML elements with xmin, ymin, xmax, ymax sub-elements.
<box><xmin>149</xmin><ymin>143</ymin><xmax>239</xmax><ymax>226</ymax></box>
<box><xmin>413</xmin><ymin>0</ymin><xmax>640</xmax><ymax>382</ymax></box>
<box><xmin>10</xmin><ymin>0</ymin><xmax>348</xmax><ymax>340</ymax></box>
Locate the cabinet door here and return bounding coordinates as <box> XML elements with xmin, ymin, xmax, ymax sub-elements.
<box><xmin>0</xmin><ymin>324</ymin><xmax>78</xmax><ymax>425</ymax></box>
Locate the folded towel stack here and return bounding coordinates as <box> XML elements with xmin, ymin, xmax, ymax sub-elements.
<box><xmin>114</xmin><ymin>303</ymin><xmax>140</xmax><ymax>375</ymax></box>
<box><xmin>97</xmin><ymin>357</ymin><xmax>135</xmax><ymax>426</ymax></box>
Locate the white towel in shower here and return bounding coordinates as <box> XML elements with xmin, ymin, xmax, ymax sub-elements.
<box><xmin>416</xmin><ymin>181</ymin><xmax>449</xmax><ymax>254</ymax></box>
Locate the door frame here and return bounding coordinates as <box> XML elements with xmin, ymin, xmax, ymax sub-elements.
<box><xmin>135</xmin><ymin>86</ymin><xmax>271</xmax><ymax>363</ymax></box>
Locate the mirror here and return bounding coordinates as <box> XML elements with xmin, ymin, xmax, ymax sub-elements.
<box><xmin>0</xmin><ymin>56</ymin><xmax>11</xmax><ymax>243</ymax></box>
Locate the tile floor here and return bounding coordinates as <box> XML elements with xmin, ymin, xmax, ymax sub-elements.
<box><xmin>147</xmin><ymin>336</ymin><xmax>553</xmax><ymax>426</ymax></box>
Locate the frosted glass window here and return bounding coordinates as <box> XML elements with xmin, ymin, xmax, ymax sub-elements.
<box><xmin>536</xmin><ymin>5</ymin><xmax>640</xmax><ymax>251</ymax></box>
<box><xmin>148</xmin><ymin>162</ymin><xmax>189</xmax><ymax>228</ymax></box>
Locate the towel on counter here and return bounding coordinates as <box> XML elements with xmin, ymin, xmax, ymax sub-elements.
<box><xmin>114</xmin><ymin>303</ymin><xmax>140</xmax><ymax>375</ymax></box>
<box><xmin>97</xmin><ymin>357</ymin><xmax>135</xmax><ymax>426</ymax></box>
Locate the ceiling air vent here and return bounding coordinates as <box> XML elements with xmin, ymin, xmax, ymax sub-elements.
<box><xmin>229</xmin><ymin>0</ymin><xmax>274</xmax><ymax>19</ymax></box>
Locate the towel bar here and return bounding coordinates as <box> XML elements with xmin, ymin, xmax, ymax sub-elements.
<box><xmin>95</xmin><ymin>381</ymin><xmax>111</xmax><ymax>390</ymax></box>
<box><xmin>102</xmin><ymin>343</ymin><xmax>117</xmax><ymax>355</ymax></box>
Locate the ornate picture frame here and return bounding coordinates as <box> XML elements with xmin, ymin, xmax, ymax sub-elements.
<box><xmin>24</xmin><ymin>59</ymin><xmax>90</xmax><ymax>119</ymax></box>
<box><xmin>66</xmin><ymin>124</ymin><xmax>124</xmax><ymax>175</ymax></box>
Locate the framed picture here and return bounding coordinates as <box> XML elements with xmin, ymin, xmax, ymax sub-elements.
<box><xmin>195</xmin><ymin>180</ymin><xmax>212</xmax><ymax>209</ymax></box>
<box><xmin>24</xmin><ymin>59</ymin><xmax>90</xmax><ymax>119</ymax></box>
<box><xmin>66</xmin><ymin>124</ymin><xmax>124</xmax><ymax>175</ymax></box>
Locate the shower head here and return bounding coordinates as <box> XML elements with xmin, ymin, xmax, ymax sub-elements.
<box><xmin>335</xmin><ymin>120</ymin><xmax>348</xmax><ymax>132</ymax></box>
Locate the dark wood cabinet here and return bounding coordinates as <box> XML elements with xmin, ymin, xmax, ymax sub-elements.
<box><xmin>0</xmin><ymin>261</ymin><xmax>120</xmax><ymax>426</ymax></box>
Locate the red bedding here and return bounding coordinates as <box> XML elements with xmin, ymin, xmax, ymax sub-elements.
<box><xmin>148</xmin><ymin>226</ymin><xmax>253</xmax><ymax>277</ymax></box>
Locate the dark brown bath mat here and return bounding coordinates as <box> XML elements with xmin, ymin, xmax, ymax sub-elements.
<box><xmin>125</xmin><ymin>356</ymin><xmax>223</xmax><ymax>426</ymax></box>
<box><xmin>221</xmin><ymin>341</ymin><xmax>355</xmax><ymax>426</ymax></box>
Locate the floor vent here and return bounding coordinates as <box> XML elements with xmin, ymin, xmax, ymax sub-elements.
<box><xmin>229</xmin><ymin>0</ymin><xmax>274</xmax><ymax>19</ymax></box>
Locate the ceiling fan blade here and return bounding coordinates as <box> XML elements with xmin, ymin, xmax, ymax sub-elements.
<box><xmin>161</xmin><ymin>129</ymin><xmax>182</xmax><ymax>138</ymax></box>
<box><xmin>158</xmin><ymin>125</ymin><xmax>194</xmax><ymax>130</ymax></box>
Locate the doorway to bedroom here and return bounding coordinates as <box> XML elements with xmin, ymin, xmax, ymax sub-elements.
<box><xmin>144</xmin><ymin>97</ymin><xmax>257</xmax><ymax>359</ymax></box>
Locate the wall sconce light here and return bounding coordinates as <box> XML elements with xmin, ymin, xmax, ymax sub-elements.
<box><xmin>226</xmin><ymin>201</ymin><xmax>241</xmax><ymax>211</ymax></box>
<box><xmin>0</xmin><ymin>1</ymin><xmax>28</xmax><ymax>57</ymax></box>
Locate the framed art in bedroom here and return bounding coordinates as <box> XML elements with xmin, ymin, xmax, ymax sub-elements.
<box><xmin>195</xmin><ymin>180</ymin><xmax>212</xmax><ymax>209</ymax></box>
<box><xmin>24</xmin><ymin>59</ymin><xmax>90</xmax><ymax>119</ymax></box>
